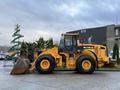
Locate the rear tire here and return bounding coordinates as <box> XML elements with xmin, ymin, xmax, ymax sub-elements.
<box><xmin>35</xmin><ymin>55</ymin><xmax>55</xmax><ymax>74</ymax></box>
<box><xmin>76</xmin><ymin>55</ymin><xmax>96</xmax><ymax>74</ymax></box>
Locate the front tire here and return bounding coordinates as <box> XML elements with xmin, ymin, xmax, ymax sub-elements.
<box><xmin>35</xmin><ymin>55</ymin><xmax>55</xmax><ymax>74</ymax></box>
<box><xmin>76</xmin><ymin>55</ymin><xmax>96</xmax><ymax>74</ymax></box>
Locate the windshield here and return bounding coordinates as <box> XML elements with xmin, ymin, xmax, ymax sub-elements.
<box><xmin>59</xmin><ymin>35</ymin><xmax>64</xmax><ymax>49</ymax></box>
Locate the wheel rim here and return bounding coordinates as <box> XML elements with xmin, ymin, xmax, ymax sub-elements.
<box><xmin>40</xmin><ymin>59</ymin><xmax>50</xmax><ymax>70</ymax></box>
<box><xmin>82</xmin><ymin>60</ymin><xmax>91</xmax><ymax>70</ymax></box>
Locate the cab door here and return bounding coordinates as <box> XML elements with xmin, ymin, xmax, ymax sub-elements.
<box><xmin>64</xmin><ymin>35</ymin><xmax>78</xmax><ymax>53</ymax></box>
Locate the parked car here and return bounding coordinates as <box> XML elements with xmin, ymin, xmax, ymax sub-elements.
<box><xmin>0</xmin><ymin>51</ymin><xmax>7</xmax><ymax>60</ymax></box>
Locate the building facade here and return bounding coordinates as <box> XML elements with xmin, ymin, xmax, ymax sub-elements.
<box><xmin>68</xmin><ymin>24</ymin><xmax>120</xmax><ymax>53</ymax></box>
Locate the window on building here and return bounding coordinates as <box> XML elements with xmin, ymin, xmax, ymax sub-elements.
<box><xmin>81</xmin><ymin>29</ymin><xmax>86</xmax><ymax>33</ymax></box>
<box><xmin>115</xmin><ymin>29</ymin><xmax>119</xmax><ymax>36</ymax></box>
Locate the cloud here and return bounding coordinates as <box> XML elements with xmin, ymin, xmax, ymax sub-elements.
<box><xmin>0</xmin><ymin>0</ymin><xmax>120</xmax><ymax>46</ymax></box>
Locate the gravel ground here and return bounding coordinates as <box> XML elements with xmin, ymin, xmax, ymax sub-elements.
<box><xmin>0</xmin><ymin>61</ymin><xmax>120</xmax><ymax>90</ymax></box>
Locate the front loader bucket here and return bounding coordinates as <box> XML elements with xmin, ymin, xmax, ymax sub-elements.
<box><xmin>10</xmin><ymin>57</ymin><xmax>31</xmax><ymax>75</ymax></box>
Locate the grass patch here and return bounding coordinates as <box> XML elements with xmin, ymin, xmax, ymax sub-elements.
<box><xmin>98</xmin><ymin>64</ymin><xmax>120</xmax><ymax>71</ymax></box>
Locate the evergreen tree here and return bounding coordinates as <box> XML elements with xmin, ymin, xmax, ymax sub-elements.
<box><xmin>46</xmin><ymin>38</ymin><xmax>54</xmax><ymax>48</ymax></box>
<box><xmin>112</xmin><ymin>43</ymin><xmax>119</xmax><ymax>64</ymax></box>
<box><xmin>27</xmin><ymin>42</ymin><xmax>36</xmax><ymax>62</ymax></box>
<box><xmin>9</xmin><ymin>24</ymin><xmax>24</xmax><ymax>57</ymax></box>
<box><xmin>36</xmin><ymin>37</ymin><xmax>45</xmax><ymax>49</ymax></box>
<box><xmin>20</xmin><ymin>41</ymin><xmax>28</xmax><ymax>57</ymax></box>
<box><xmin>19</xmin><ymin>36</ymin><xmax>55</xmax><ymax>62</ymax></box>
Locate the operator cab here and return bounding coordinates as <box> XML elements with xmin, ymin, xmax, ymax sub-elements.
<box><xmin>59</xmin><ymin>33</ymin><xmax>79</xmax><ymax>53</ymax></box>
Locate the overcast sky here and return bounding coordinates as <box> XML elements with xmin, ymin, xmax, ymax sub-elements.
<box><xmin>0</xmin><ymin>0</ymin><xmax>119</xmax><ymax>46</ymax></box>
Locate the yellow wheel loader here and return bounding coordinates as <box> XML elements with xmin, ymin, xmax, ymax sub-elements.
<box><xmin>11</xmin><ymin>32</ymin><xmax>110</xmax><ymax>75</ymax></box>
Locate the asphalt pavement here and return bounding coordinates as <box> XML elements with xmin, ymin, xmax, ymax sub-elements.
<box><xmin>0</xmin><ymin>61</ymin><xmax>120</xmax><ymax>90</ymax></box>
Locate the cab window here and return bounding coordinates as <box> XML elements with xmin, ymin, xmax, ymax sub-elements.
<box><xmin>65</xmin><ymin>36</ymin><xmax>72</xmax><ymax>46</ymax></box>
<box><xmin>59</xmin><ymin>35</ymin><xmax>65</xmax><ymax>48</ymax></box>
